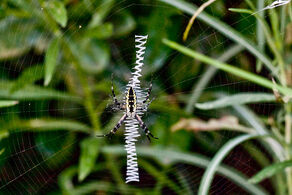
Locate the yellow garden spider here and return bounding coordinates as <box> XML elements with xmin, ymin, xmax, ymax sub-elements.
<box><xmin>97</xmin><ymin>76</ymin><xmax>158</xmax><ymax>141</ymax></box>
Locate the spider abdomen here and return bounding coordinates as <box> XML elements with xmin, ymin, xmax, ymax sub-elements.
<box><xmin>126</xmin><ymin>87</ymin><xmax>137</xmax><ymax>118</ymax></box>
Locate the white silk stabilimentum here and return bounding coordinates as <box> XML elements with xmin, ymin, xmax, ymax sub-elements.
<box><xmin>124</xmin><ymin>35</ymin><xmax>148</xmax><ymax>183</ymax></box>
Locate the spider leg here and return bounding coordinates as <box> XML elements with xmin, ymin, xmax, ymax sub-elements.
<box><xmin>143</xmin><ymin>82</ymin><xmax>152</xmax><ymax>104</ymax></box>
<box><xmin>97</xmin><ymin>114</ymin><xmax>127</xmax><ymax>139</ymax></box>
<box><xmin>135</xmin><ymin>114</ymin><xmax>158</xmax><ymax>142</ymax></box>
<box><xmin>145</xmin><ymin>97</ymin><xmax>155</xmax><ymax>110</ymax></box>
<box><xmin>110</xmin><ymin>74</ymin><xmax>125</xmax><ymax>112</ymax></box>
<box><xmin>138</xmin><ymin>97</ymin><xmax>155</xmax><ymax>112</ymax></box>
<box><xmin>111</xmin><ymin>74</ymin><xmax>121</xmax><ymax>108</ymax></box>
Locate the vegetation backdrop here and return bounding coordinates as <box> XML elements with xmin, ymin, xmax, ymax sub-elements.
<box><xmin>0</xmin><ymin>0</ymin><xmax>291</xmax><ymax>194</ymax></box>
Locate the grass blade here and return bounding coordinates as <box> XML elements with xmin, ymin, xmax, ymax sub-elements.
<box><xmin>102</xmin><ymin>145</ymin><xmax>268</xmax><ymax>195</ymax></box>
<box><xmin>233</xmin><ymin>104</ymin><xmax>285</xmax><ymax>160</ymax></box>
<box><xmin>256</xmin><ymin>0</ymin><xmax>265</xmax><ymax>72</ymax></box>
<box><xmin>163</xmin><ymin>39</ymin><xmax>292</xmax><ymax>97</ymax></box>
<box><xmin>5</xmin><ymin>118</ymin><xmax>91</xmax><ymax>133</ymax></box>
<box><xmin>198</xmin><ymin>134</ymin><xmax>263</xmax><ymax>195</ymax></box>
<box><xmin>196</xmin><ymin>93</ymin><xmax>275</xmax><ymax>110</ymax></box>
<box><xmin>10</xmin><ymin>65</ymin><xmax>44</xmax><ymax>93</ymax></box>
<box><xmin>249</xmin><ymin>160</ymin><xmax>292</xmax><ymax>184</ymax></box>
<box><xmin>0</xmin><ymin>81</ymin><xmax>81</xmax><ymax>102</ymax></box>
<box><xmin>0</xmin><ymin>100</ymin><xmax>18</xmax><ymax>108</ymax></box>
<box><xmin>159</xmin><ymin>0</ymin><xmax>276</xmax><ymax>75</ymax></box>
<box><xmin>185</xmin><ymin>44</ymin><xmax>244</xmax><ymax>113</ymax></box>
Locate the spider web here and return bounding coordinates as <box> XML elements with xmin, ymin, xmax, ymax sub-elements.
<box><xmin>0</xmin><ymin>0</ymin><xmax>285</xmax><ymax>194</ymax></box>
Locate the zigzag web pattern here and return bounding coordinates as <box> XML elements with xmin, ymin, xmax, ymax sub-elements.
<box><xmin>124</xmin><ymin>35</ymin><xmax>148</xmax><ymax>183</ymax></box>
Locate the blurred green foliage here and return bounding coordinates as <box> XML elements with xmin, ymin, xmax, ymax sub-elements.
<box><xmin>0</xmin><ymin>0</ymin><xmax>291</xmax><ymax>194</ymax></box>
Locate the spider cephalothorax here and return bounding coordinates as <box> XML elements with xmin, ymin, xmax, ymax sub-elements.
<box><xmin>97</xmin><ymin>76</ymin><xmax>158</xmax><ymax>141</ymax></box>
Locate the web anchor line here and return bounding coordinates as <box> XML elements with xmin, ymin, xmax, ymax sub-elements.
<box><xmin>124</xmin><ymin>35</ymin><xmax>148</xmax><ymax>183</ymax></box>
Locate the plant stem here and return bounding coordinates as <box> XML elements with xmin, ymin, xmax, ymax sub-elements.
<box><xmin>285</xmin><ymin>103</ymin><xmax>292</xmax><ymax>195</ymax></box>
<box><xmin>256</xmin><ymin>0</ymin><xmax>265</xmax><ymax>72</ymax></box>
<box><xmin>253</xmin><ymin>13</ymin><xmax>286</xmax><ymax>85</ymax></box>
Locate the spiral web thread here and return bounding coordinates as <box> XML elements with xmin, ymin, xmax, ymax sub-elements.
<box><xmin>124</xmin><ymin>35</ymin><xmax>148</xmax><ymax>183</ymax></box>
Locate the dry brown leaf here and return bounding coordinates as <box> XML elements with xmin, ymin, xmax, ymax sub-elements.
<box><xmin>171</xmin><ymin>116</ymin><xmax>254</xmax><ymax>133</ymax></box>
<box><xmin>272</xmin><ymin>77</ymin><xmax>291</xmax><ymax>103</ymax></box>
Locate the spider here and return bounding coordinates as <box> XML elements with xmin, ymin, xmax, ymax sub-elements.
<box><xmin>97</xmin><ymin>76</ymin><xmax>158</xmax><ymax>142</ymax></box>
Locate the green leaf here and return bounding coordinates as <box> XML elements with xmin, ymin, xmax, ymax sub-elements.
<box><xmin>256</xmin><ymin>0</ymin><xmax>265</xmax><ymax>72</ymax></box>
<box><xmin>112</xmin><ymin>11</ymin><xmax>135</xmax><ymax>37</ymax></box>
<box><xmin>78</xmin><ymin>137</ymin><xmax>100</xmax><ymax>182</ymax></box>
<box><xmin>102</xmin><ymin>145</ymin><xmax>268</xmax><ymax>195</ymax></box>
<box><xmin>67</xmin><ymin>39</ymin><xmax>110</xmax><ymax>74</ymax></box>
<box><xmin>0</xmin><ymin>81</ymin><xmax>82</xmax><ymax>102</ymax></box>
<box><xmin>36</xmin><ymin>131</ymin><xmax>75</xmax><ymax>169</ymax></box>
<box><xmin>0</xmin><ymin>130</ymin><xmax>9</xmax><ymax>140</ymax></box>
<box><xmin>196</xmin><ymin>93</ymin><xmax>276</xmax><ymax>110</ymax></box>
<box><xmin>0</xmin><ymin>100</ymin><xmax>18</xmax><ymax>108</ymax></box>
<box><xmin>44</xmin><ymin>0</ymin><xmax>68</xmax><ymax>27</ymax></box>
<box><xmin>159</xmin><ymin>0</ymin><xmax>276</xmax><ymax>76</ymax></box>
<box><xmin>10</xmin><ymin>65</ymin><xmax>44</xmax><ymax>93</ymax></box>
<box><xmin>44</xmin><ymin>37</ymin><xmax>60</xmax><ymax>86</ymax></box>
<box><xmin>233</xmin><ymin>104</ymin><xmax>285</xmax><ymax>160</ymax></box>
<box><xmin>85</xmin><ymin>23</ymin><xmax>113</xmax><ymax>39</ymax></box>
<box><xmin>228</xmin><ymin>8</ymin><xmax>253</xmax><ymax>14</ymax></box>
<box><xmin>198</xmin><ymin>134</ymin><xmax>263</xmax><ymax>195</ymax></box>
<box><xmin>7</xmin><ymin>118</ymin><xmax>91</xmax><ymax>133</ymax></box>
<box><xmin>0</xmin><ymin>17</ymin><xmax>40</xmax><ymax>60</ymax></box>
<box><xmin>249</xmin><ymin>160</ymin><xmax>292</xmax><ymax>184</ymax></box>
<box><xmin>0</xmin><ymin>130</ymin><xmax>9</xmax><ymax>156</ymax></box>
<box><xmin>163</xmin><ymin>39</ymin><xmax>292</xmax><ymax>97</ymax></box>
<box><xmin>88</xmin><ymin>0</ymin><xmax>115</xmax><ymax>27</ymax></box>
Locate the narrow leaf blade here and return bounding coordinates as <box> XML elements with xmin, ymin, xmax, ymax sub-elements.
<box><xmin>44</xmin><ymin>0</ymin><xmax>68</xmax><ymax>27</ymax></box>
<box><xmin>102</xmin><ymin>145</ymin><xmax>268</xmax><ymax>195</ymax></box>
<box><xmin>163</xmin><ymin>39</ymin><xmax>292</xmax><ymax>97</ymax></box>
<box><xmin>249</xmin><ymin>160</ymin><xmax>292</xmax><ymax>184</ymax></box>
<box><xmin>196</xmin><ymin>93</ymin><xmax>276</xmax><ymax>110</ymax></box>
<box><xmin>78</xmin><ymin>137</ymin><xmax>100</xmax><ymax>181</ymax></box>
<box><xmin>44</xmin><ymin>37</ymin><xmax>60</xmax><ymax>86</ymax></box>
<box><xmin>0</xmin><ymin>100</ymin><xmax>18</xmax><ymax>108</ymax></box>
<box><xmin>159</xmin><ymin>0</ymin><xmax>276</xmax><ymax>75</ymax></box>
<box><xmin>85</xmin><ymin>23</ymin><xmax>113</xmax><ymax>39</ymax></box>
<box><xmin>5</xmin><ymin>118</ymin><xmax>91</xmax><ymax>133</ymax></box>
<box><xmin>10</xmin><ymin>65</ymin><xmax>44</xmax><ymax>93</ymax></box>
<box><xmin>198</xmin><ymin>134</ymin><xmax>262</xmax><ymax>195</ymax></box>
<box><xmin>0</xmin><ymin>81</ymin><xmax>82</xmax><ymax>102</ymax></box>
